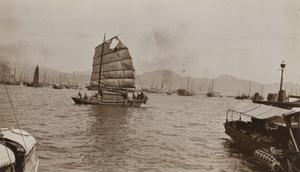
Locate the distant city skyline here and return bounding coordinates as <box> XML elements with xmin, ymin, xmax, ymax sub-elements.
<box><xmin>0</xmin><ymin>0</ymin><xmax>300</xmax><ymax>84</ymax></box>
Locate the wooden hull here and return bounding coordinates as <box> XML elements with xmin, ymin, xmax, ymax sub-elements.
<box><xmin>85</xmin><ymin>85</ymin><xmax>97</xmax><ymax>91</ymax></box>
<box><xmin>224</xmin><ymin>122</ymin><xmax>270</xmax><ymax>152</ymax></box>
<box><xmin>53</xmin><ymin>86</ymin><xmax>64</xmax><ymax>89</ymax></box>
<box><xmin>177</xmin><ymin>89</ymin><xmax>195</xmax><ymax>96</ymax></box>
<box><xmin>252</xmin><ymin>100</ymin><xmax>300</xmax><ymax>109</ymax></box>
<box><xmin>206</xmin><ymin>92</ymin><xmax>215</xmax><ymax>97</ymax></box>
<box><xmin>71</xmin><ymin>97</ymin><xmax>147</xmax><ymax>107</ymax></box>
<box><xmin>224</xmin><ymin>122</ymin><xmax>300</xmax><ymax>172</ymax></box>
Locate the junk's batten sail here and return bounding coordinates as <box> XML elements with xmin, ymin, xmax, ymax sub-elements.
<box><xmin>90</xmin><ymin>36</ymin><xmax>136</xmax><ymax>89</ymax></box>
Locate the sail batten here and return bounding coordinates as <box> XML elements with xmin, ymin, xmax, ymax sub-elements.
<box><xmin>94</xmin><ymin>47</ymin><xmax>128</xmax><ymax>59</ymax></box>
<box><xmin>93</xmin><ymin>57</ymin><xmax>133</xmax><ymax>66</ymax></box>
<box><xmin>90</xmin><ymin>36</ymin><xmax>136</xmax><ymax>89</ymax></box>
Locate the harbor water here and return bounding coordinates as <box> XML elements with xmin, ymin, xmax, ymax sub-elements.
<box><xmin>0</xmin><ymin>85</ymin><xmax>265</xmax><ymax>172</ymax></box>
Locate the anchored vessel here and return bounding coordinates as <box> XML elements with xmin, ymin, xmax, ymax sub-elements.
<box><xmin>71</xmin><ymin>34</ymin><xmax>148</xmax><ymax>107</ymax></box>
<box><xmin>23</xmin><ymin>65</ymin><xmax>42</xmax><ymax>88</ymax></box>
<box><xmin>206</xmin><ymin>79</ymin><xmax>222</xmax><ymax>97</ymax></box>
<box><xmin>252</xmin><ymin>61</ymin><xmax>300</xmax><ymax>109</ymax></box>
<box><xmin>177</xmin><ymin>89</ymin><xmax>195</xmax><ymax>96</ymax></box>
<box><xmin>224</xmin><ymin>102</ymin><xmax>300</xmax><ymax>171</ymax></box>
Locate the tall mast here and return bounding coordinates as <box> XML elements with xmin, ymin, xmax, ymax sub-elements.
<box><xmin>191</xmin><ymin>79</ymin><xmax>195</xmax><ymax>92</ymax></box>
<box><xmin>279</xmin><ymin>61</ymin><xmax>285</xmax><ymax>91</ymax></box>
<box><xmin>187</xmin><ymin>76</ymin><xmax>190</xmax><ymax>91</ymax></box>
<box><xmin>19</xmin><ymin>72</ymin><xmax>22</xmax><ymax>82</ymax></box>
<box><xmin>98</xmin><ymin>33</ymin><xmax>106</xmax><ymax>92</ymax></box>
<box><xmin>73</xmin><ymin>72</ymin><xmax>75</xmax><ymax>85</ymax></box>
<box><xmin>212</xmin><ymin>79</ymin><xmax>214</xmax><ymax>93</ymax></box>
<box><xmin>43</xmin><ymin>72</ymin><xmax>46</xmax><ymax>83</ymax></box>
<box><xmin>14</xmin><ymin>68</ymin><xmax>16</xmax><ymax>81</ymax></box>
<box><xmin>278</xmin><ymin>61</ymin><xmax>287</xmax><ymax>102</ymax></box>
<box><xmin>248</xmin><ymin>82</ymin><xmax>251</xmax><ymax>96</ymax></box>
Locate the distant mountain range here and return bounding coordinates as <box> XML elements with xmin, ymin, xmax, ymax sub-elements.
<box><xmin>1</xmin><ymin>61</ymin><xmax>298</xmax><ymax>97</ymax></box>
<box><xmin>0</xmin><ymin>61</ymin><xmax>91</xmax><ymax>87</ymax></box>
<box><xmin>136</xmin><ymin>70</ymin><xmax>298</xmax><ymax>97</ymax></box>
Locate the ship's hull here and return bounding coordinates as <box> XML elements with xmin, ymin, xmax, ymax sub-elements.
<box><xmin>71</xmin><ymin>97</ymin><xmax>147</xmax><ymax>107</ymax></box>
<box><xmin>224</xmin><ymin>122</ymin><xmax>270</xmax><ymax>152</ymax></box>
<box><xmin>252</xmin><ymin>100</ymin><xmax>300</xmax><ymax>109</ymax></box>
<box><xmin>177</xmin><ymin>89</ymin><xmax>195</xmax><ymax>96</ymax></box>
<box><xmin>3</xmin><ymin>81</ymin><xmax>21</xmax><ymax>86</ymax></box>
<box><xmin>206</xmin><ymin>92</ymin><xmax>216</xmax><ymax>97</ymax></box>
<box><xmin>53</xmin><ymin>85</ymin><xmax>64</xmax><ymax>89</ymax></box>
<box><xmin>224</xmin><ymin>122</ymin><xmax>300</xmax><ymax>172</ymax></box>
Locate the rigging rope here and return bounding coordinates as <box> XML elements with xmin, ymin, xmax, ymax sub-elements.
<box><xmin>291</xmin><ymin>75</ymin><xmax>300</xmax><ymax>95</ymax></box>
<box><xmin>4</xmin><ymin>85</ymin><xmax>34</xmax><ymax>167</ymax></box>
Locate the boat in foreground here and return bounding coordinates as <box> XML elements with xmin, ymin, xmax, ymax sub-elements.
<box><xmin>71</xmin><ymin>34</ymin><xmax>148</xmax><ymax>107</ymax></box>
<box><xmin>224</xmin><ymin>102</ymin><xmax>300</xmax><ymax>171</ymax></box>
<box><xmin>0</xmin><ymin>128</ymin><xmax>39</xmax><ymax>172</ymax></box>
<box><xmin>1</xmin><ymin>85</ymin><xmax>39</xmax><ymax>171</ymax></box>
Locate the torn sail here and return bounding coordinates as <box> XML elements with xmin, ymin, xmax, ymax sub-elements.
<box><xmin>90</xmin><ymin>36</ymin><xmax>135</xmax><ymax>89</ymax></box>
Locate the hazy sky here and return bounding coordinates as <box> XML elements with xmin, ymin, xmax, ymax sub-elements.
<box><xmin>0</xmin><ymin>0</ymin><xmax>300</xmax><ymax>84</ymax></box>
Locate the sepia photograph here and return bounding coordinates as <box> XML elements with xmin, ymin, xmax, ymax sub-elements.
<box><xmin>1</xmin><ymin>0</ymin><xmax>300</xmax><ymax>171</ymax></box>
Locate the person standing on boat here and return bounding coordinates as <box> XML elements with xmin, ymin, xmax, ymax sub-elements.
<box><xmin>98</xmin><ymin>89</ymin><xmax>103</xmax><ymax>97</ymax></box>
<box><xmin>78</xmin><ymin>92</ymin><xmax>82</xmax><ymax>98</ymax></box>
<box><xmin>84</xmin><ymin>93</ymin><xmax>87</xmax><ymax>99</ymax></box>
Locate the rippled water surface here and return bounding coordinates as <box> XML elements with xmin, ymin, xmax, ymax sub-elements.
<box><xmin>0</xmin><ymin>85</ymin><xmax>265</xmax><ymax>172</ymax></box>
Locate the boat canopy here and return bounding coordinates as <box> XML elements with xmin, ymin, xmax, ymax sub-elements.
<box><xmin>0</xmin><ymin>128</ymin><xmax>36</xmax><ymax>155</ymax></box>
<box><xmin>229</xmin><ymin>102</ymin><xmax>300</xmax><ymax>127</ymax></box>
<box><xmin>0</xmin><ymin>144</ymin><xmax>15</xmax><ymax>168</ymax></box>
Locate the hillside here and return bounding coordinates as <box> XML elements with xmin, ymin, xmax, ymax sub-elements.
<box><xmin>1</xmin><ymin>61</ymin><xmax>298</xmax><ymax>97</ymax></box>
<box><xmin>0</xmin><ymin>61</ymin><xmax>91</xmax><ymax>87</ymax></box>
<box><xmin>137</xmin><ymin>70</ymin><xmax>298</xmax><ymax>97</ymax></box>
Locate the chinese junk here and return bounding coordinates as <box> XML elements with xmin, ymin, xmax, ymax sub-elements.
<box><xmin>23</xmin><ymin>65</ymin><xmax>40</xmax><ymax>87</ymax></box>
<box><xmin>224</xmin><ymin>102</ymin><xmax>300</xmax><ymax>171</ymax></box>
<box><xmin>71</xmin><ymin>34</ymin><xmax>148</xmax><ymax>107</ymax></box>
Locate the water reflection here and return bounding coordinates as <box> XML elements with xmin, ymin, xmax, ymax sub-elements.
<box><xmin>0</xmin><ymin>85</ymin><xmax>272</xmax><ymax>171</ymax></box>
<box><xmin>85</xmin><ymin>106</ymin><xmax>134</xmax><ymax>171</ymax></box>
<box><xmin>222</xmin><ymin>138</ymin><xmax>267</xmax><ymax>172</ymax></box>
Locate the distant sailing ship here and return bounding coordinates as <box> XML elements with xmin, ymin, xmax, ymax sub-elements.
<box><xmin>4</xmin><ymin>68</ymin><xmax>21</xmax><ymax>85</ymax></box>
<box><xmin>52</xmin><ymin>74</ymin><xmax>64</xmax><ymax>89</ymax></box>
<box><xmin>235</xmin><ymin>82</ymin><xmax>251</xmax><ymax>100</ymax></box>
<box><xmin>65</xmin><ymin>72</ymin><xmax>79</xmax><ymax>89</ymax></box>
<box><xmin>206</xmin><ymin>79</ymin><xmax>222</xmax><ymax>97</ymax></box>
<box><xmin>71</xmin><ymin>34</ymin><xmax>148</xmax><ymax>107</ymax></box>
<box><xmin>23</xmin><ymin>65</ymin><xmax>41</xmax><ymax>87</ymax></box>
<box><xmin>177</xmin><ymin>76</ymin><xmax>195</xmax><ymax>96</ymax></box>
